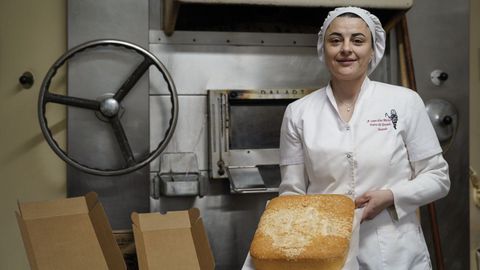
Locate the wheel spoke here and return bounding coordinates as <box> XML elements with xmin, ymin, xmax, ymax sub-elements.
<box><xmin>110</xmin><ymin>116</ymin><xmax>136</xmax><ymax>167</ymax></box>
<box><xmin>45</xmin><ymin>93</ymin><xmax>100</xmax><ymax>110</ymax></box>
<box><xmin>113</xmin><ymin>57</ymin><xmax>152</xmax><ymax>102</ymax></box>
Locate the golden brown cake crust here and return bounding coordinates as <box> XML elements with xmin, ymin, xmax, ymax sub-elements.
<box><xmin>250</xmin><ymin>194</ymin><xmax>354</xmax><ymax>270</ymax></box>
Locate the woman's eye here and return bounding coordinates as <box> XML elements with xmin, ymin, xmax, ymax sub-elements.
<box><xmin>353</xmin><ymin>39</ymin><xmax>365</xmax><ymax>45</ymax></box>
<box><xmin>329</xmin><ymin>38</ymin><xmax>341</xmax><ymax>44</ymax></box>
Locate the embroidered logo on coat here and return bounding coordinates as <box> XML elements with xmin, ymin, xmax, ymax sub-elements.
<box><xmin>385</xmin><ymin>109</ymin><xmax>398</xmax><ymax>129</ymax></box>
<box><xmin>367</xmin><ymin>118</ymin><xmax>392</xmax><ymax>131</ymax></box>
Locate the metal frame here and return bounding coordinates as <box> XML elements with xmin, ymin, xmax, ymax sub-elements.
<box><xmin>150</xmin><ymin>30</ymin><xmax>317</xmax><ymax>46</ymax></box>
<box><xmin>207</xmin><ymin>89</ymin><xmax>314</xmax><ymax>180</ymax></box>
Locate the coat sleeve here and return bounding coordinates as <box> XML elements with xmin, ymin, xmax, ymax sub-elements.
<box><xmin>279</xmin><ymin>164</ymin><xmax>308</xmax><ymax>195</ymax></box>
<box><xmin>390</xmin><ymin>153</ymin><xmax>450</xmax><ymax>220</ymax></box>
<box><xmin>389</xmin><ymin>91</ymin><xmax>450</xmax><ymax>219</ymax></box>
<box><xmin>278</xmin><ymin>104</ymin><xmax>308</xmax><ymax>195</ymax></box>
<box><xmin>279</xmin><ymin>105</ymin><xmax>304</xmax><ymax>166</ymax></box>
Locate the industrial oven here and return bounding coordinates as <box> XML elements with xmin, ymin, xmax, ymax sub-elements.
<box><xmin>37</xmin><ymin>0</ymin><xmax>470</xmax><ymax>269</ymax></box>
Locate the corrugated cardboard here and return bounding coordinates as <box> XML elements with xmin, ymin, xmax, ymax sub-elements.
<box><xmin>16</xmin><ymin>192</ymin><xmax>126</xmax><ymax>270</ymax></box>
<box><xmin>132</xmin><ymin>208</ymin><xmax>215</xmax><ymax>270</ymax></box>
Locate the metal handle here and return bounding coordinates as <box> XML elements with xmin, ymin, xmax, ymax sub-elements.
<box><xmin>438</xmin><ymin>72</ymin><xmax>448</xmax><ymax>81</ymax></box>
<box><xmin>442</xmin><ymin>115</ymin><xmax>453</xmax><ymax>125</ymax></box>
<box><xmin>431</xmin><ymin>69</ymin><xmax>448</xmax><ymax>86</ymax></box>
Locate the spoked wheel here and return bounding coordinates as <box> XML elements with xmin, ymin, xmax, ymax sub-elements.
<box><xmin>38</xmin><ymin>39</ymin><xmax>178</xmax><ymax>176</ymax></box>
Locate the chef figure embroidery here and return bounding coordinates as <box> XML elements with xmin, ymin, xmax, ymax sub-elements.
<box><xmin>385</xmin><ymin>109</ymin><xmax>398</xmax><ymax>129</ymax></box>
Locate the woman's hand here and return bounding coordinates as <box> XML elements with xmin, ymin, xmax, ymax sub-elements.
<box><xmin>355</xmin><ymin>189</ymin><xmax>394</xmax><ymax>223</ymax></box>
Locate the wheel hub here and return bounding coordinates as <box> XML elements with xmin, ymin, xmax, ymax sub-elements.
<box><xmin>100</xmin><ymin>97</ymin><xmax>120</xmax><ymax>117</ymax></box>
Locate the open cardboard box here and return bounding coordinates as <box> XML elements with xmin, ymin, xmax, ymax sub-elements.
<box><xmin>132</xmin><ymin>208</ymin><xmax>215</xmax><ymax>270</ymax></box>
<box><xmin>16</xmin><ymin>192</ymin><xmax>126</xmax><ymax>270</ymax></box>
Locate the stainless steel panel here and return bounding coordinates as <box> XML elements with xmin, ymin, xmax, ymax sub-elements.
<box><xmin>149</xmin><ymin>30</ymin><xmax>391</xmax><ymax>95</ymax></box>
<box><xmin>407</xmin><ymin>1</ymin><xmax>469</xmax><ymax>269</ymax></box>
<box><xmin>67</xmin><ymin>0</ymin><xmax>150</xmax><ymax>229</ymax></box>
<box><xmin>150</xmin><ymin>95</ymin><xmax>208</xmax><ymax>171</ymax></box>
<box><xmin>69</xmin><ymin>1</ymin><xmax>149</xmax><ymax>46</ymax></box>
<box><xmin>229</xmin><ymin>149</ymin><xmax>279</xmax><ymax>166</ymax></box>
<box><xmin>150</xmin><ymin>42</ymin><xmax>329</xmax><ymax>95</ymax></box>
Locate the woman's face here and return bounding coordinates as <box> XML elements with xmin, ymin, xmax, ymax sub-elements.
<box><xmin>323</xmin><ymin>16</ymin><xmax>374</xmax><ymax>81</ymax></box>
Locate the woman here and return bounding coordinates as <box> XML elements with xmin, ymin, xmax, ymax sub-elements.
<box><xmin>279</xmin><ymin>6</ymin><xmax>450</xmax><ymax>269</ymax></box>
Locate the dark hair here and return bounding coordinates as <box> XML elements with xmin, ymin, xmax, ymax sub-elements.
<box><xmin>338</xmin><ymin>12</ymin><xmax>361</xmax><ymax>19</ymax></box>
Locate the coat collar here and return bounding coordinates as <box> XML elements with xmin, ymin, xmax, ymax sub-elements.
<box><xmin>325</xmin><ymin>77</ymin><xmax>373</xmax><ymax>112</ymax></box>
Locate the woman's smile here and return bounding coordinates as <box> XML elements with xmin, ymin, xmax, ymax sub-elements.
<box><xmin>336</xmin><ymin>58</ymin><xmax>357</xmax><ymax>65</ymax></box>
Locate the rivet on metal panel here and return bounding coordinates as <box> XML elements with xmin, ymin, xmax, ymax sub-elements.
<box><xmin>19</xmin><ymin>71</ymin><xmax>34</xmax><ymax>89</ymax></box>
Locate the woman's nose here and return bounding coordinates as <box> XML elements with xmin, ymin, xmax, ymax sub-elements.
<box><xmin>341</xmin><ymin>41</ymin><xmax>352</xmax><ymax>53</ymax></box>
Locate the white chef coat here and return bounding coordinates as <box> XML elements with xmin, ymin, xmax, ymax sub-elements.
<box><xmin>278</xmin><ymin>77</ymin><xmax>450</xmax><ymax>270</ymax></box>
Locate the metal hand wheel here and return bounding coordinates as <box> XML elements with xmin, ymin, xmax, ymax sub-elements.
<box><xmin>38</xmin><ymin>39</ymin><xmax>178</xmax><ymax>176</ymax></box>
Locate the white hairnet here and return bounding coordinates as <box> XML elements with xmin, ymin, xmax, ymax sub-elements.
<box><xmin>317</xmin><ymin>6</ymin><xmax>386</xmax><ymax>75</ymax></box>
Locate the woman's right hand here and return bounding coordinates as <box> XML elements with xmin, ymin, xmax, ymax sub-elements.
<box><xmin>355</xmin><ymin>189</ymin><xmax>394</xmax><ymax>223</ymax></box>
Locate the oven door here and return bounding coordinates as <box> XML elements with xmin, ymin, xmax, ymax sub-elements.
<box><xmin>207</xmin><ymin>89</ymin><xmax>312</xmax><ymax>193</ymax></box>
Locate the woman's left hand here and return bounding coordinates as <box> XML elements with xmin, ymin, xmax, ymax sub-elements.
<box><xmin>355</xmin><ymin>189</ymin><xmax>394</xmax><ymax>223</ymax></box>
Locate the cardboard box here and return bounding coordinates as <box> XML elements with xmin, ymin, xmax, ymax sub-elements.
<box><xmin>16</xmin><ymin>192</ymin><xmax>126</xmax><ymax>270</ymax></box>
<box><xmin>132</xmin><ymin>208</ymin><xmax>215</xmax><ymax>270</ymax></box>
